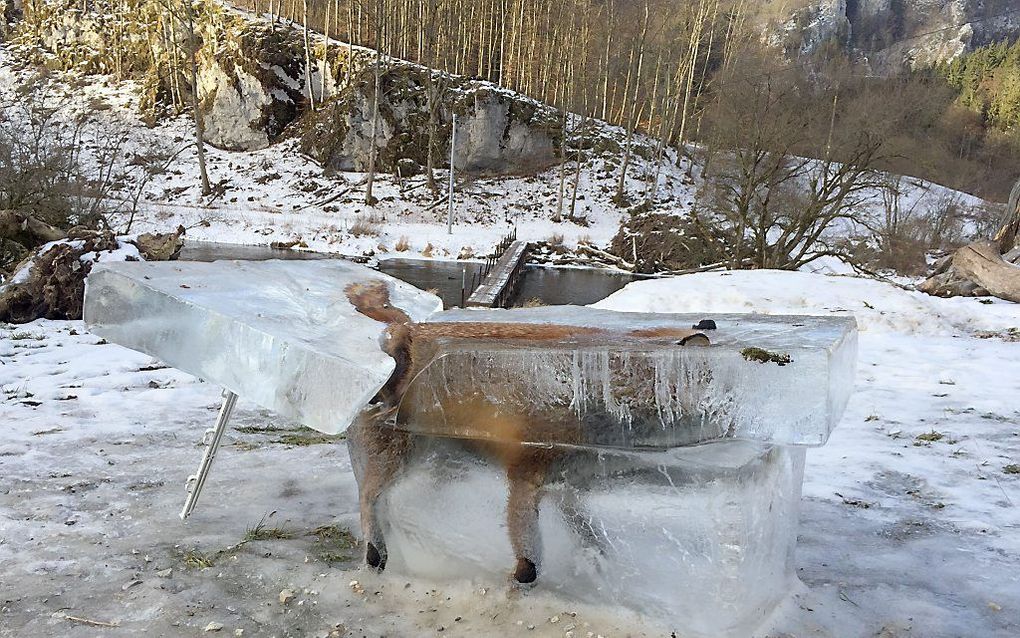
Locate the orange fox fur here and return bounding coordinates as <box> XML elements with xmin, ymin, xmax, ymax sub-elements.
<box><xmin>344</xmin><ymin>281</ymin><xmax>708</xmax><ymax>583</ymax></box>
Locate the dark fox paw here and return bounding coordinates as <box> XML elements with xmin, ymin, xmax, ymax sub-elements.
<box><xmin>366</xmin><ymin>542</ymin><xmax>387</xmax><ymax>571</ymax></box>
<box><xmin>512</xmin><ymin>557</ymin><xmax>537</xmax><ymax>584</ymax></box>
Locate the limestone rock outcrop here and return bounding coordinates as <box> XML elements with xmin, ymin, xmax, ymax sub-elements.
<box><xmin>761</xmin><ymin>0</ymin><xmax>1019</xmax><ymax>70</ymax></box>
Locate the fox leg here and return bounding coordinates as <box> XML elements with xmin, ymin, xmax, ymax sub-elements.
<box><xmin>347</xmin><ymin>411</ymin><xmax>408</xmax><ymax>571</ymax></box>
<box><xmin>506</xmin><ymin>449</ymin><xmax>556</xmax><ymax>585</ymax></box>
<box><xmin>557</xmin><ymin>488</ymin><xmax>605</xmax><ymax>555</ymax></box>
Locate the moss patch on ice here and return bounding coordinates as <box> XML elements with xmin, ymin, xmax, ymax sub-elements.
<box><xmin>741</xmin><ymin>347</ymin><xmax>793</xmax><ymax>366</ymax></box>
<box><xmin>274</xmin><ymin>428</ymin><xmax>345</xmax><ymax>446</ymax></box>
<box><xmin>311</xmin><ymin>524</ymin><xmax>358</xmax><ymax>564</ymax></box>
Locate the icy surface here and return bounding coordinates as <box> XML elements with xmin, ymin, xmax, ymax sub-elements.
<box><xmin>354</xmin><ymin>432</ymin><xmax>805</xmax><ymax>636</ymax></box>
<box><xmin>84</xmin><ymin>259</ymin><xmax>442</xmax><ymax>434</ymax></box>
<box><xmin>400</xmin><ymin>306</ymin><xmax>857</xmax><ymax>447</ymax></box>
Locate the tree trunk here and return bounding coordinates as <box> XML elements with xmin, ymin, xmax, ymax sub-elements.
<box><xmin>364</xmin><ymin>0</ymin><xmax>383</xmax><ymax>206</ymax></box>
<box><xmin>183</xmin><ymin>1</ymin><xmax>212</xmax><ymax>196</ymax></box>
<box><xmin>303</xmin><ymin>0</ymin><xmax>317</xmax><ymax>111</ymax></box>
<box><xmin>951</xmin><ymin>241</ymin><xmax>1020</xmax><ymax>303</ymax></box>
<box><xmin>994</xmin><ymin>178</ymin><xmax>1020</xmax><ymax>254</ymax></box>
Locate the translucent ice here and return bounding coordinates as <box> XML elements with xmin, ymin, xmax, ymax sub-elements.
<box><xmin>348</xmin><ymin>428</ymin><xmax>805</xmax><ymax>636</ymax></box>
<box><xmin>398</xmin><ymin>306</ymin><xmax>857</xmax><ymax>447</ymax></box>
<box><xmin>350</xmin><ymin>306</ymin><xmax>856</xmax><ymax>636</ymax></box>
<box><xmin>84</xmin><ymin>260</ymin><xmax>442</xmax><ymax>434</ymax></box>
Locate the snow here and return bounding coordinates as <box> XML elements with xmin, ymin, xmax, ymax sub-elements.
<box><xmin>78</xmin><ymin>239</ymin><xmax>142</xmax><ymax>266</ymax></box>
<box><xmin>0</xmin><ymin>45</ymin><xmax>995</xmax><ymax>270</ymax></box>
<box><xmin>1</xmin><ymin>16</ymin><xmax>1018</xmax><ymax>635</ymax></box>
<box><xmin>598</xmin><ymin>270</ymin><xmax>1020</xmax><ymax>637</ymax></box>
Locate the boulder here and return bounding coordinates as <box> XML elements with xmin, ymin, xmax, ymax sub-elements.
<box><xmin>133</xmin><ymin>228</ymin><xmax>185</xmax><ymax>261</ymax></box>
<box><xmin>299</xmin><ymin>66</ymin><xmax>560</xmax><ymax>176</ymax></box>
<box><xmin>197</xmin><ymin>22</ymin><xmax>307</xmax><ymax>151</ymax></box>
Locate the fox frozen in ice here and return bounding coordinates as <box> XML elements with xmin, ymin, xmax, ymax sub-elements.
<box><xmin>344</xmin><ymin>281</ymin><xmax>710</xmax><ymax>585</ymax></box>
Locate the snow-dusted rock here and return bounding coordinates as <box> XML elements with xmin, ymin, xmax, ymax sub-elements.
<box><xmin>763</xmin><ymin>0</ymin><xmax>1020</xmax><ymax>69</ymax></box>
<box><xmin>300</xmin><ymin>67</ymin><xmax>559</xmax><ymax>175</ymax></box>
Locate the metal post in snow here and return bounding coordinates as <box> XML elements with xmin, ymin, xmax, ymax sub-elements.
<box><xmin>447</xmin><ymin>113</ymin><xmax>456</xmax><ymax>235</ymax></box>
<box><xmin>181</xmin><ymin>389</ymin><xmax>238</xmax><ymax>520</ymax></box>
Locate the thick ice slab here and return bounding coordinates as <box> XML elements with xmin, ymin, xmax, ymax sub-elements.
<box><xmin>399</xmin><ymin>306</ymin><xmax>857</xmax><ymax>447</ymax></box>
<box><xmin>84</xmin><ymin>260</ymin><xmax>442</xmax><ymax>434</ymax></box>
<box><xmin>348</xmin><ymin>427</ymin><xmax>805</xmax><ymax>637</ymax></box>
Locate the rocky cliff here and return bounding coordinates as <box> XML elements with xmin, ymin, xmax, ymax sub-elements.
<box><xmin>762</xmin><ymin>0</ymin><xmax>1019</xmax><ymax>70</ymax></box>
<box><xmin>14</xmin><ymin>0</ymin><xmax>562</xmax><ymax>175</ymax></box>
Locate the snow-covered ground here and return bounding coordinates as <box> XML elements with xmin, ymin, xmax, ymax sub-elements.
<box><xmin>2</xmin><ymin>270</ymin><xmax>1018</xmax><ymax>637</ymax></box>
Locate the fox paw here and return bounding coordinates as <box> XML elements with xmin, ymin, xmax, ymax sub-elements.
<box><xmin>366</xmin><ymin>542</ymin><xmax>387</xmax><ymax>571</ymax></box>
<box><xmin>512</xmin><ymin>557</ymin><xmax>537</xmax><ymax>585</ymax></box>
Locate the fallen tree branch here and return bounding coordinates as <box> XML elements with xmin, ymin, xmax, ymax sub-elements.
<box><xmin>62</xmin><ymin>614</ymin><xmax>120</xmax><ymax>628</ymax></box>
<box><xmin>951</xmin><ymin>241</ymin><xmax>1020</xmax><ymax>303</ymax></box>
<box><xmin>0</xmin><ymin>210</ymin><xmax>66</xmax><ymax>246</ymax></box>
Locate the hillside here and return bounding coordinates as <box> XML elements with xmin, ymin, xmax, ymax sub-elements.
<box><xmin>0</xmin><ymin>1</ymin><xmax>1005</xmax><ymax>282</ymax></box>
<box><xmin>756</xmin><ymin>0</ymin><xmax>1020</xmax><ymax>70</ymax></box>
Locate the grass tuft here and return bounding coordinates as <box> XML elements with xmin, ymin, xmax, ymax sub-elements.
<box><xmin>233</xmin><ymin>425</ymin><xmax>287</xmax><ymax>434</ymax></box>
<box><xmin>182</xmin><ymin>549</ymin><xmax>215</xmax><ymax>569</ymax></box>
<box><xmin>311</xmin><ymin>524</ymin><xmax>358</xmax><ymax>564</ymax></box>
<box><xmin>9</xmin><ymin>332</ymin><xmax>42</xmax><ymax>341</ymax></box>
<box><xmin>243</xmin><ymin>516</ymin><xmax>293</xmax><ymax>542</ymax></box>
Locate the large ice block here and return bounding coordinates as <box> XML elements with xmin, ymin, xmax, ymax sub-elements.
<box><xmin>84</xmin><ymin>260</ymin><xmax>442</xmax><ymax>434</ymax></box>
<box><xmin>351</xmin><ymin>305</ymin><xmax>857</xmax><ymax>636</ymax></box>
<box><xmin>397</xmin><ymin>306</ymin><xmax>857</xmax><ymax>447</ymax></box>
<box><xmin>348</xmin><ymin>428</ymin><xmax>805</xmax><ymax>637</ymax></box>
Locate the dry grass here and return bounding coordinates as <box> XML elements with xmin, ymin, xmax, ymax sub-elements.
<box><xmin>182</xmin><ymin>549</ymin><xmax>215</xmax><ymax>569</ymax></box>
<box><xmin>273</xmin><ymin>427</ymin><xmax>345</xmax><ymax>446</ymax></box>
<box><xmin>243</xmin><ymin>516</ymin><xmax>294</xmax><ymax>542</ymax></box>
<box><xmin>394</xmin><ymin>235</ymin><xmax>410</xmax><ymax>252</ymax></box>
<box><xmin>311</xmin><ymin>524</ymin><xmax>359</xmax><ymax>564</ymax></box>
<box><xmin>349</xmin><ymin>217</ymin><xmax>381</xmax><ymax>237</ymax></box>
<box><xmin>547</xmin><ymin>233</ymin><xmax>564</xmax><ymax>247</ymax></box>
<box><xmin>421</xmin><ymin>242</ymin><xmax>434</xmax><ymax>257</ymax></box>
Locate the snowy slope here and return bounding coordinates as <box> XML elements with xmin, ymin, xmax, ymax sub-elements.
<box><xmin>0</xmin><ymin>44</ymin><xmax>993</xmax><ymax>268</ymax></box>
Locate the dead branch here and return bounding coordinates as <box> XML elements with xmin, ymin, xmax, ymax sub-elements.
<box><xmin>951</xmin><ymin>241</ymin><xmax>1020</xmax><ymax>303</ymax></box>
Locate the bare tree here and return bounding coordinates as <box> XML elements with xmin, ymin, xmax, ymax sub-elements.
<box><xmin>174</xmin><ymin>0</ymin><xmax>212</xmax><ymax>196</ymax></box>
<box><xmin>363</xmin><ymin>0</ymin><xmax>384</xmax><ymax>205</ymax></box>
<box><xmin>613</xmin><ymin>1</ymin><xmax>649</xmax><ymax>207</ymax></box>
<box><xmin>697</xmin><ymin>64</ymin><xmax>886</xmax><ymax>270</ymax></box>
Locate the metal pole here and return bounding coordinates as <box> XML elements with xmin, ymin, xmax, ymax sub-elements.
<box><xmin>447</xmin><ymin>113</ymin><xmax>456</xmax><ymax>235</ymax></box>
<box><xmin>181</xmin><ymin>390</ymin><xmax>238</xmax><ymax>520</ymax></box>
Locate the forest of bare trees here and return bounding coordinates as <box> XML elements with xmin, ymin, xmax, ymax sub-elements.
<box><xmin>232</xmin><ymin>0</ymin><xmax>1019</xmax><ymax>204</ymax></box>
<box><xmin>242</xmin><ymin>0</ymin><xmax>737</xmax><ymax>168</ymax></box>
